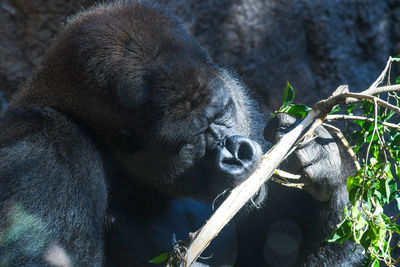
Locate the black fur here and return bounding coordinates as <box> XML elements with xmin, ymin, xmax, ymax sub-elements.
<box><xmin>0</xmin><ymin>1</ymin><xmax>265</xmax><ymax>266</ymax></box>
<box><xmin>0</xmin><ymin>1</ymin><xmax>363</xmax><ymax>267</ymax></box>
<box><xmin>236</xmin><ymin>113</ymin><xmax>364</xmax><ymax>267</ymax></box>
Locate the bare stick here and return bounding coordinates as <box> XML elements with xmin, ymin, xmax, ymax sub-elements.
<box><xmin>343</xmin><ymin>93</ymin><xmax>400</xmax><ymax>115</ymax></box>
<box><xmin>271</xmin><ymin>177</ymin><xmax>304</xmax><ymax>189</ymax></box>
<box><xmin>326</xmin><ymin>115</ymin><xmax>400</xmax><ymax>131</ymax></box>
<box><xmin>322</xmin><ymin>123</ymin><xmax>361</xmax><ymax>171</ymax></box>
<box><xmin>274</xmin><ymin>169</ymin><xmax>301</xmax><ymax>180</ymax></box>
<box><xmin>367</xmin><ymin>56</ymin><xmax>392</xmax><ymax>91</ymax></box>
<box><xmin>362</xmin><ymin>84</ymin><xmax>400</xmax><ymax>96</ymax></box>
<box><xmin>317</xmin><ymin>92</ymin><xmax>400</xmax><ymax>115</ymax></box>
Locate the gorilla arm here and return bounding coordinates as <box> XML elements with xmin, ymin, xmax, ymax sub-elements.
<box><xmin>265</xmin><ymin>112</ymin><xmax>358</xmax><ymax>202</ymax></box>
<box><xmin>0</xmin><ymin>108</ymin><xmax>107</xmax><ymax>266</ymax></box>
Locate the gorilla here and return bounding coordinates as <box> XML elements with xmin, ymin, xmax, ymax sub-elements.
<box><xmin>0</xmin><ymin>1</ymin><xmax>362</xmax><ymax>266</ymax></box>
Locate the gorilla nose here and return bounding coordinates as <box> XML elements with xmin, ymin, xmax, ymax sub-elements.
<box><xmin>217</xmin><ymin>135</ymin><xmax>262</xmax><ymax>179</ymax></box>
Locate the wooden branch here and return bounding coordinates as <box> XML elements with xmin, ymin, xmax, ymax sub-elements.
<box><xmin>184</xmin><ymin>109</ymin><xmax>322</xmax><ymax>266</ymax></box>
<box><xmin>366</xmin><ymin>56</ymin><xmax>393</xmax><ymax>92</ymax></box>
<box><xmin>322</xmin><ymin>123</ymin><xmax>361</xmax><ymax>170</ymax></box>
<box><xmin>343</xmin><ymin>93</ymin><xmax>400</xmax><ymax>115</ymax></box>
<box><xmin>315</xmin><ymin>92</ymin><xmax>400</xmax><ymax>115</ymax></box>
<box><xmin>326</xmin><ymin>115</ymin><xmax>400</xmax><ymax>131</ymax></box>
<box><xmin>363</xmin><ymin>84</ymin><xmax>400</xmax><ymax>96</ymax></box>
<box><xmin>274</xmin><ymin>169</ymin><xmax>301</xmax><ymax>180</ymax></box>
<box><xmin>175</xmin><ymin>58</ymin><xmax>400</xmax><ymax>267</ymax></box>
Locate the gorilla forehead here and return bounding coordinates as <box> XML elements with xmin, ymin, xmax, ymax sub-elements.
<box><xmin>64</xmin><ymin>0</ymin><xmax>218</xmax><ymax>118</ymax></box>
<box><xmin>66</xmin><ymin>0</ymin><xmax>209</xmax><ymax>87</ymax></box>
<box><xmin>147</xmin><ymin>76</ymin><xmax>236</xmax><ymax>147</ymax></box>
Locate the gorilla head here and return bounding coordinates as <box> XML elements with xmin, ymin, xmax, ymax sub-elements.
<box><xmin>11</xmin><ymin>1</ymin><xmax>266</xmax><ymax>201</ymax></box>
<box><xmin>0</xmin><ymin>2</ymin><xmax>270</xmax><ymax>265</ymax></box>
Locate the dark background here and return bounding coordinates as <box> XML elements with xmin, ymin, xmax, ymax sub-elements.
<box><xmin>1</xmin><ymin>0</ymin><xmax>400</xmax><ymax>114</ymax></box>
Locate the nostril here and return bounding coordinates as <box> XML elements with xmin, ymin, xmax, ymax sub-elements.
<box><xmin>215</xmin><ymin>136</ymin><xmax>262</xmax><ymax>179</ymax></box>
<box><xmin>237</xmin><ymin>142</ymin><xmax>253</xmax><ymax>161</ymax></box>
<box><xmin>222</xmin><ymin>157</ymin><xmax>242</xmax><ymax>167</ymax></box>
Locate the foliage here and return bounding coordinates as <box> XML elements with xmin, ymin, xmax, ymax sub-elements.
<box><xmin>327</xmin><ymin>92</ymin><xmax>400</xmax><ymax>266</ymax></box>
<box><xmin>278</xmin><ymin>82</ymin><xmax>312</xmax><ymax>119</ymax></box>
<box><xmin>149</xmin><ymin>253</ymin><xmax>169</xmax><ymax>264</ymax></box>
<box><xmin>280</xmin><ymin>63</ymin><xmax>400</xmax><ymax>266</ymax></box>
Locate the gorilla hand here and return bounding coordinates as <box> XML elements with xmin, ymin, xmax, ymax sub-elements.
<box><xmin>264</xmin><ymin>113</ymin><xmax>356</xmax><ymax>202</ymax></box>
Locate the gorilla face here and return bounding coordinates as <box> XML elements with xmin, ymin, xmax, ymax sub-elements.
<box><xmin>10</xmin><ymin>1</ymin><xmax>265</xmax><ymax>201</ymax></box>
<box><xmin>112</xmin><ymin>64</ymin><xmax>262</xmax><ymax>199</ymax></box>
<box><xmin>49</xmin><ymin>3</ymin><xmax>265</xmax><ymax>200</ymax></box>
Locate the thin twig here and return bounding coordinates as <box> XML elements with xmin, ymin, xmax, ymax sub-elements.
<box><xmin>343</xmin><ymin>93</ymin><xmax>400</xmax><ymax>115</ymax></box>
<box><xmin>322</xmin><ymin>123</ymin><xmax>361</xmax><ymax>170</ymax></box>
<box><xmin>274</xmin><ymin>169</ymin><xmax>301</xmax><ymax>180</ymax></box>
<box><xmin>272</xmin><ymin>169</ymin><xmax>303</xmax><ymax>190</ymax></box>
<box><xmin>326</xmin><ymin>115</ymin><xmax>400</xmax><ymax>131</ymax></box>
<box><xmin>363</xmin><ymin>84</ymin><xmax>400</xmax><ymax>96</ymax></box>
<box><xmin>366</xmin><ymin>57</ymin><xmax>392</xmax><ymax>92</ymax></box>
<box><xmin>317</xmin><ymin>92</ymin><xmax>400</xmax><ymax>115</ymax></box>
<box><xmin>271</xmin><ymin>177</ymin><xmax>304</xmax><ymax>189</ymax></box>
<box><xmin>360</xmin><ymin>99</ymin><xmax>378</xmax><ymax>209</ymax></box>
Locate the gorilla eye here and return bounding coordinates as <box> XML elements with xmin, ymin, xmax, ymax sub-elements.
<box><xmin>214</xmin><ymin>99</ymin><xmax>235</xmax><ymax>126</ymax></box>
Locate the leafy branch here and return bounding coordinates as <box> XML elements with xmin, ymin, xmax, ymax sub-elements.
<box><xmin>323</xmin><ymin>57</ymin><xmax>400</xmax><ymax>267</ymax></box>
<box><xmin>159</xmin><ymin>57</ymin><xmax>400</xmax><ymax>267</ymax></box>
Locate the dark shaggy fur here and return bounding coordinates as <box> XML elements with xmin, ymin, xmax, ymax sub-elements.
<box><xmin>0</xmin><ymin>1</ymin><xmax>364</xmax><ymax>266</ymax></box>
<box><xmin>0</xmin><ymin>1</ymin><xmax>265</xmax><ymax>266</ymax></box>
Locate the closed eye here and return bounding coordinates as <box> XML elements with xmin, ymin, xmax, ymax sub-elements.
<box><xmin>214</xmin><ymin>98</ymin><xmax>234</xmax><ymax>120</ymax></box>
<box><xmin>214</xmin><ymin>100</ymin><xmax>235</xmax><ymax>127</ymax></box>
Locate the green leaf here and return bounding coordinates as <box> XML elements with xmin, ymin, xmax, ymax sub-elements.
<box><xmin>385</xmin><ymin>178</ymin><xmax>397</xmax><ymax>203</ymax></box>
<box><xmin>362</xmin><ymin>101</ymin><xmax>374</xmax><ymax>115</ymax></box>
<box><xmin>149</xmin><ymin>253</ymin><xmax>169</xmax><ymax>264</ymax></box>
<box><xmin>396</xmin><ymin>165</ymin><xmax>400</xmax><ymax>179</ymax></box>
<box><xmin>392</xmin><ymin>134</ymin><xmax>400</xmax><ymax>148</ymax></box>
<box><xmin>281</xmin><ymin>82</ymin><xmax>294</xmax><ymax>108</ymax></box>
<box><xmin>371</xmin><ymin>258</ymin><xmax>380</xmax><ymax>267</ymax></box>
<box><xmin>395</xmin><ymin>191</ymin><xmax>400</xmax><ymax>210</ymax></box>
<box><xmin>347</xmin><ymin>176</ymin><xmax>356</xmax><ymax>192</ymax></box>
<box><xmin>330</xmin><ymin>106</ymin><xmax>341</xmax><ymax>114</ymax></box>
<box><xmin>370</xmin><ymin>157</ymin><xmax>378</xmax><ymax>166</ymax></box>
<box><xmin>285</xmin><ymin>104</ymin><xmax>311</xmax><ymax>119</ymax></box>
<box><xmin>384</xmin><ymin>163</ymin><xmax>393</xmax><ymax>178</ymax></box>
<box><xmin>372</xmin><ymin>201</ymin><xmax>383</xmax><ymax>216</ymax></box>
<box><xmin>326</xmin><ymin>218</ymin><xmax>353</xmax><ymax>244</ymax></box>
<box><xmin>347</xmin><ymin>104</ymin><xmax>356</xmax><ymax>115</ymax></box>
<box><xmin>354</xmin><ymin>214</ymin><xmax>368</xmax><ymax>231</ymax></box>
<box><xmin>366</xmin><ymin>133</ymin><xmax>379</xmax><ymax>143</ymax></box>
<box><xmin>360</xmin><ymin>228</ymin><xmax>373</xmax><ymax>250</ymax></box>
<box><xmin>353</xmin><ymin>119</ymin><xmax>365</xmax><ymax>129</ymax></box>
<box><xmin>387</xmin><ymin>223</ymin><xmax>400</xmax><ymax>235</ymax></box>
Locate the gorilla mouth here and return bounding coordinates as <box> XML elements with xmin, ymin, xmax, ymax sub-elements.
<box><xmin>222</xmin><ymin>158</ymin><xmax>242</xmax><ymax>167</ymax></box>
